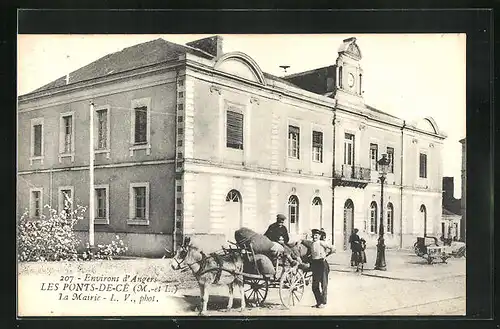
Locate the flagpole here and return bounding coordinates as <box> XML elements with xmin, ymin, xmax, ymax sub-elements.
<box><xmin>89</xmin><ymin>101</ymin><xmax>95</xmax><ymax>247</ymax></box>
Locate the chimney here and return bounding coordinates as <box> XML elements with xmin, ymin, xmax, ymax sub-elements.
<box><xmin>186</xmin><ymin>35</ymin><xmax>224</xmax><ymax>58</ymax></box>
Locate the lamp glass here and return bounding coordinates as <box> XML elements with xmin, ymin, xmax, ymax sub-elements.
<box><xmin>378</xmin><ymin>154</ymin><xmax>390</xmax><ymax>174</ymax></box>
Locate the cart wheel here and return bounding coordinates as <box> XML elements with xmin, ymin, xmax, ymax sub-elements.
<box><xmin>244</xmin><ymin>277</ymin><xmax>269</xmax><ymax>307</ymax></box>
<box><xmin>279</xmin><ymin>268</ymin><xmax>305</xmax><ymax>309</ymax></box>
<box><xmin>426</xmin><ymin>256</ymin><xmax>433</xmax><ymax>264</ymax></box>
<box><xmin>441</xmin><ymin>256</ymin><xmax>448</xmax><ymax>263</ymax></box>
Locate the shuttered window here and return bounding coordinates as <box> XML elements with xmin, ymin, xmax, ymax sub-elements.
<box><xmin>33</xmin><ymin>124</ymin><xmax>42</xmax><ymax>156</ymax></box>
<box><xmin>419</xmin><ymin>153</ymin><xmax>427</xmax><ymax>178</ymax></box>
<box><xmin>134</xmin><ymin>106</ymin><xmax>147</xmax><ymax>144</ymax></box>
<box><xmin>226</xmin><ymin>110</ymin><xmax>244</xmax><ymax>150</ymax></box>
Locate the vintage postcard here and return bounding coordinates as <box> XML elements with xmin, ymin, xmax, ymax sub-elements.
<box><xmin>17</xmin><ymin>33</ymin><xmax>466</xmax><ymax>317</ymax></box>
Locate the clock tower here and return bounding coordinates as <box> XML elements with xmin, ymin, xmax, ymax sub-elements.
<box><xmin>334</xmin><ymin>37</ymin><xmax>364</xmax><ymax>106</ymax></box>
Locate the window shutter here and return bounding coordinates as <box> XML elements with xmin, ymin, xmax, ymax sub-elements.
<box><xmin>34</xmin><ymin>125</ymin><xmax>42</xmax><ymax>156</ymax></box>
<box><xmin>135</xmin><ymin>107</ymin><xmax>147</xmax><ymax>144</ymax></box>
<box><xmin>226</xmin><ymin>110</ymin><xmax>244</xmax><ymax>149</ymax></box>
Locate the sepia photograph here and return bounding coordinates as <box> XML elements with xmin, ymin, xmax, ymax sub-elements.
<box><xmin>17</xmin><ymin>33</ymin><xmax>466</xmax><ymax>317</ymax></box>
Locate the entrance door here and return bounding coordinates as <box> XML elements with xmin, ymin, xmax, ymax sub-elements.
<box><xmin>311</xmin><ymin>197</ymin><xmax>322</xmax><ymax>231</ymax></box>
<box><xmin>225</xmin><ymin>190</ymin><xmax>242</xmax><ymax>243</ymax></box>
<box><xmin>343</xmin><ymin>199</ymin><xmax>354</xmax><ymax>250</ymax></box>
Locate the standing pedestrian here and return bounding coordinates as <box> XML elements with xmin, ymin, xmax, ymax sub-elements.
<box><xmin>310</xmin><ymin>228</ymin><xmax>335</xmax><ymax>308</ymax></box>
<box><xmin>349</xmin><ymin>228</ymin><xmax>361</xmax><ymax>267</ymax></box>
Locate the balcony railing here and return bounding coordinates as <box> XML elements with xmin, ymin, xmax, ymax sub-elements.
<box><xmin>333</xmin><ymin>164</ymin><xmax>371</xmax><ymax>188</ymax></box>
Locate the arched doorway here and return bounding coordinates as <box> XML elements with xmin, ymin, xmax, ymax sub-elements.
<box><xmin>311</xmin><ymin>197</ymin><xmax>322</xmax><ymax>231</ymax></box>
<box><xmin>225</xmin><ymin>190</ymin><xmax>242</xmax><ymax>242</ymax></box>
<box><xmin>288</xmin><ymin>195</ymin><xmax>299</xmax><ymax>235</ymax></box>
<box><xmin>343</xmin><ymin>199</ymin><xmax>354</xmax><ymax>250</ymax></box>
<box><xmin>420</xmin><ymin>204</ymin><xmax>427</xmax><ymax>236</ymax></box>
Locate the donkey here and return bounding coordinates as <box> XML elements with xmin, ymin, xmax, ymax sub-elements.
<box><xmin>171</xmin><ymin>237</ymin><xmax>246</xmax><ymax>315</ymax></box>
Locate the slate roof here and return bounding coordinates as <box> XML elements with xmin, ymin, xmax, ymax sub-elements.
<box><xmin>31</xmin><ymin>38</ymin><xmax>214</xmax><ymax>94</ymax></box>
<box><xmin>283</xmin><ymin>67</ymin><xmax>402</xmax><ymax>120</ymax></box>
<box><xmin>442</xmin><ymin>208</ymin><xmax>461</xmax><ymax>217</ymax></box>
<box><xmin>283</xmin><ymin>66</ymin><xmax>334</xmax><ymax>95</ymax></box>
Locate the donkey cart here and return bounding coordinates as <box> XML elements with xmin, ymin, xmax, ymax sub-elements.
<box><xmin>226</xmin><ymin>242</ymin><xmax>307</xmax><ymax>309</ymax></box>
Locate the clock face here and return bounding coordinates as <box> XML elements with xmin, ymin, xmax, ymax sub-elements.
<box><xmin>348</xmin><ymin>73</ymin><xmax>355</xmax><ymax>87</ymax></box>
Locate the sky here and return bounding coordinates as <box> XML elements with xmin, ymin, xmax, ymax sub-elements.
<box><xmin>17</xmin><ymin>34</ymin><xmax>466</xmax><ymax>198</ymax></box>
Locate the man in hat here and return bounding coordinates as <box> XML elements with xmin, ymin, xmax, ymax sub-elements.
<box><xmin>264</xmin><ymin>214</ymin><xmax>290</xmax><ymax>244</ymax></box>
<box><xmin>310</xmin><ymin>228</ymin><xmax>335</xmax><ymax>308</ymax></box>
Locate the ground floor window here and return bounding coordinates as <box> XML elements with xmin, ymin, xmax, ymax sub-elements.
<box><xmin>129</xmin><ymin>182</ymin><xmax>150</xmax><ymax>224</ymax></box>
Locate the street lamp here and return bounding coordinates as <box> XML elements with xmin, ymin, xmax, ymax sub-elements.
<box><xmin>375</xmin><ymin>153</ymin><xmax>391</xmax><ymax>271</ymax></box>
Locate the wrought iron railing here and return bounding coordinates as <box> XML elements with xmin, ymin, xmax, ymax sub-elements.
<box><xmin>334</xmin><ymin>164</ymin><xmax>371</xmax><ymax>181</ymax></box>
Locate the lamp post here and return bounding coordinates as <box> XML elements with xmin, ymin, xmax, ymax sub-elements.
<box><xmin>375</xmin><ymin>153</ymin><xmax>391</xmax><ymax>271</ymax></box>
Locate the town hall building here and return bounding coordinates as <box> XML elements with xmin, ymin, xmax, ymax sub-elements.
<box><xmin>17</xmin><ymin>36</ymin><xmax>446</xmax><ymax>256</ymax></box>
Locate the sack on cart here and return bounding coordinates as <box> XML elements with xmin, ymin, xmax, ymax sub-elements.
<box><xmin>243</xmin><ymin>253</ymin><xmax>276</xmax><ymax>276</ymax></box>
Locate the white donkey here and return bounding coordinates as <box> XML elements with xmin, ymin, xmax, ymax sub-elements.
<box><xmin>171</xmin><ymin>237</ymin><xmax>246</xmax><ymax>315</ymax></box>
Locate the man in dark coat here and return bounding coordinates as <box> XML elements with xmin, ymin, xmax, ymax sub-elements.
<box><xmin>264</xmin><ymin>214</ymin><xmax>290</xmax><ymax>244</ymax></box>
<box><xmin>349</xmin><ymin>228</ymin><xmax>361</xmax><ymax>267</ymax></box>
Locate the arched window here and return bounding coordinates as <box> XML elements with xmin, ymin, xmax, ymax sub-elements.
<box><xmin>225</xmin><ymin>190</ymin><xmax>242</xmax><ymax>241</ymax></box>
<box><xmin>226</xmin><ymin>189</ymin><xmax>241</xmax><ymax>202</ymax></box>
<box><xmin>311</xmin><ymin>197</ymin><xmax>322</xmax><ymax>229</ymax></box>
<box><xmin>288</xmin><ymin>195</ymin><xmax>299</xmax><ymax>232</ymax></box>
<box><xmin>387</xmin><ymin>203</ymin><xmax>394</xmax><ymax>234</ymax></box>
<box><xmin>420</xmin><ymin>204</ymin><xmax>427</xmax><ymax>236</ymax></box>
<box><xmin>370</xmin><ymin>201</ymin><xmax>378</xmax><ymax>234</ymax></box>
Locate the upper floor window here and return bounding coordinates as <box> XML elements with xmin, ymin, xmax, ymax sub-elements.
<box><xmin>30</xmin><ymin>118</ymin><xmax>44</xmax><ymax>164</ymax></box>
<box><xmin>419</xmin><ymin>153</ymin><xmax>427</xmax><ymax>178</ymax></box>
<box><xmin>129</xmin><ymin>98</ymin><xmax>151</xmax><ymax>155</ymax></box>
<box><xmin>59</xmin><ymin>112</ymin><xmax>75</xmax><ymax>158</ymax></box>
<box><xmin>134</xmin><ymin>106</ymin><xmax>147</xmax><ymax>144</ymax></box>
<box><xmin>387</xmin><ymin>202</ymin><xmax>394</xmax><ymax>234</ymax></box>
<box><xmin>370</xmin><ymin>143</ymin><xmax>378</xmax><ymax>171</ymax></box>
<box><xmin>288</xmin><ymin>125</ymin><xmax>300</xmax><ymax>159</ymax></box>
<box><xmin>312</xmin><ymin>131</ymin><xmax>323</xmax><ymax>163</ymax></box>
<box><xmin>387</xmin><ymin>147</ymin><xmax>395</xmax><ymax>173</ymax></box>
<box><xmin>30</xmin><ymin>188</ymin><xmax>43</xmax><ymax>218</ymax></box>
<box><xmin>96</xmin><ymin>108</ymin><xmax>109</xmax><ymax>150</ymax></box>
<box><xmin>344</xmin><ymin>133</ymin><xmax>355</xmax><ymax>165</ymax></box>
<box><xmin>129</xmin><ymin>182</ymin><xmax>150</xmax><ymax>225</ymax></box>
<box><xmin>370</xmin><ymin>201</ymin><xmax>378</xmax><ymax>234</ymax></box>
<box><xmin>226</xmin><ymin>110</ymin><xmax>244</xmax><ymax>150</ymax></box>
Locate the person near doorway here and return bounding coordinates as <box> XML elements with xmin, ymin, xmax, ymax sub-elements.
<box><xmin>310</xmin><ymin>228</ymin><xmax>335</xmax><ymax>308</ymax></box>
<box><xmin>349</xmin><ymin>228</ymin><xmax>361</xmax><ymax>267</ymax></box>
<box><xmin>264</xmin><ymin>214</ymin><xmax>290</xmax><ymax>244</ymax></box>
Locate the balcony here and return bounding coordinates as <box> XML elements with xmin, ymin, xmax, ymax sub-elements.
<box><xmin>333</xmin><ymin>164</ymin><xmax>371</xmax><ymax>188</ymax></box>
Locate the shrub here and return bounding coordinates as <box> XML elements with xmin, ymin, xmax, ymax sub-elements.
<box><xmin>17</xmin><ymin>203</ymin><xmax>128</xmax><ymax>262</ymax></box>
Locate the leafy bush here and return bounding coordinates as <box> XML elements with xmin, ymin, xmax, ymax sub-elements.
<box><xmin>17</xmin><ymin>203</ymin><xmax>128</xmax><ymax>262</ymax></box>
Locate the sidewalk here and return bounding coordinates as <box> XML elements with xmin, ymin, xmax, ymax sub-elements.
<box><xmin>326</xmin><ymin>248</ymin><xmax>466</xmax><ymax>282</ymax></box>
